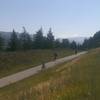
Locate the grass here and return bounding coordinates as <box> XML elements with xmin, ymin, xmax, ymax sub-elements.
<box><xmin>0</xmin><ymin>48</ymin><xmax>100</xmax><ymax>100</ymax></box>
<box><xmin>0</xmin><ymin>49</ymin><xmax>74</xmax><ymax>78</ymax></box>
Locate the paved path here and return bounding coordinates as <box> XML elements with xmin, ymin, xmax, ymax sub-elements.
<box><xmin>0</xmin><ymin>51</ymin><xmax>87</xmax><ymax>88</ymax></box>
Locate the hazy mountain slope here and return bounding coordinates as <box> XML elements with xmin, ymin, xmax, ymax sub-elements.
<box><xmin>0</xmin><ymin>31</ymin><xmax>12</xmax><ymax>41</ymax></box>
<box><xmin>68</xmin><ymin>37</ymin><xmax>87</xmax><ymax>44</ymax></box>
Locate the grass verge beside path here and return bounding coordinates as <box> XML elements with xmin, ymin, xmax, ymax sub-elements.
<box><xmin>0</xmin><ymin>49</ymin><xmax>74</xmax><ymax>78</ymax></box>
<box><xmin>0</xmin><ymin>48</ymin><xmax>100</xmax><ymax>100</ymax></box>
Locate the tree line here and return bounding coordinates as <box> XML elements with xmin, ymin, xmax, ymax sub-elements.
<box><xmin>0</xmin><ymin>27</ymin><xmax>100</xmax><ymax>51</ymax></box>
<box><xmin>82</xmin><ymin>31</ymin><xmax>100</xmax><ymax>50</ymax></box>
<box><xmin>0</xmin><ymin>27</ymin><xmax>78</xmax><ymax>51</ymax></box>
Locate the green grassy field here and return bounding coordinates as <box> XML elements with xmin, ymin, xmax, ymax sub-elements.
<box><xmin>0</xmin><ymin>49</ymin><xmax>74</xmax><ymax>78</ymax></box>
<box><xmin>0</xmin><ymin>48</ymin><xmax>99</xmax><ymax>100</ymax></box>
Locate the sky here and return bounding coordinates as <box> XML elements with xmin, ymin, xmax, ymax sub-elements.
<box><xmin>0</xmin><ymin>0</ymin><xmax>100</xmax><ymax>38</ymax></box>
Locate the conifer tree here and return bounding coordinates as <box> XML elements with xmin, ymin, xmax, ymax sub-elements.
<box><xmin>8</xmin><ymin>29</ymin><xmax>18</xmax><ymax>51</ymax></box>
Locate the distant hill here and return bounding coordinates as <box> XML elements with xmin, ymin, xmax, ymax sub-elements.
<box><xmin>0</xmin><ymin>31</ymin><xmax>12</xmax><ymax>41</ymax></box>
<box><xmin>0</xmin><ymin>31</ymin><xmax>32</xmax><ymax>40</ymax></box>
<box><xmin>68</xmin><ymin>37</ymin><xmax>87</xmax><ymax>44</ymax></box>
<box><xmin>0</xmin><ymin>31</ymin><xmax>19</xmax><ymax>47</ymax></box>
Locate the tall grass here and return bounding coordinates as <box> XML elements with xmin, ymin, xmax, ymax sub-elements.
<box><xmin>0</xmin><ymin>48</ymin><xmax>100</xmax><ymax>100</ymax></box>
<box><xmin>0</xmin><ymin>49</ymin><xmax>73</xmax><ymax>78</ymax></box>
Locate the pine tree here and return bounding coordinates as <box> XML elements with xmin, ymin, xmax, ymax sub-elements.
<box><xmin>54</xmin><ymin>39</ymin><xmax>61</xmax><ymax>48</ymax></box>
<box><xmin>70</xmin><ymin>41</ymin><xmax>77</xmax><ymax>50</ymax></box>
<box><xmin>34</xmin><ymin>27</ymin><xmax>44</xmax><ymax>49</ymax></box>
<box><xmin>62</xmin><ymin>39</ymin><xmax>70</xmax><ymax>48</ymax></box>
<box><xmin>19</xmin><ymin>27</ymin><xmax>32</xmax><ymax>50</ymax></box>
<box><xmin>7</xmin><ymin>29</ymin><xmax>18</xmax><ymax>51</ymax></box>
<box><xmin>47</xmin><ymin>28</ymin><xmax>54</xmax><ymax>48</ymax></box>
